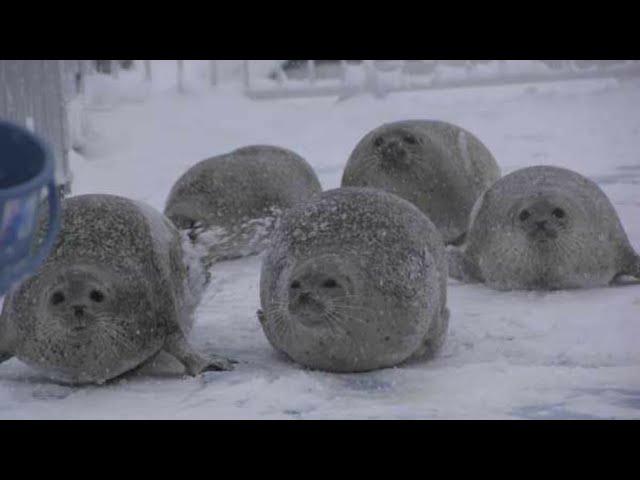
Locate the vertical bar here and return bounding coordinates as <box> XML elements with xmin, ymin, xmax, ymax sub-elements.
<box><xmin>177</xmin><ymin>60</ymin><xmax>185</xmax><ymax>93</ymax></box>
<box><xmin>144</xmin><ymin>60</ymin><xmax>152</xmax><ymax>82</ymax></box>
<box><xmin>210</xmin><ymin>60</ymin><xmax>218</xmax><ymax>86</ymax></box>
<box><xmin>55</xmin><ymin>59</ymin><xmax>72</xmax><ymax>194</ymax></box>
<box><xmin>340</xmin><ymin>60</ymin><xmax>348</xmax><ymax>85</ymax></box>
<box><xmin>307</xmin><ymin>60</ymin><xmax>316</xmax><ymax>84</ymax></box>
<box><xmin>243</xmin><ymin>60</ymin><xmax>250</xmax><ymax>92</ymax></box>
<box><xmin>112</xmin><ymin>60</ymin><xmax>120</xmax><ymax>79</ymax></box>
<box><xmin>77</xmin><ymin>60</ymin><xmax>86</xmax><ymax>95</ymax></box>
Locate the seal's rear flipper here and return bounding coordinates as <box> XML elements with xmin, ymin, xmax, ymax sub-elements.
<box><xmin>412</xmin><ymin>306</ymin><xmax>450</xmax><ymax>361</ymax></box>
<box><xmin>632</xmin><ymin>255</ymin><xmax>640</xmax><ymax>279</ymax></box>
<box><xmin>447</xmin><ymin>246</ymin><xmax>482</xmax><ymax>283</ymax></box>
<box><xmin>614</xmin><ymin>253</ymin><xmax>640</xmax><ymax>284</ymax></box>
<box><xmin>163</xmin><ymin>332</ymin><xmax>235</xmax><ymax>376</ymax></box>
<box><xmin>0</xmin><ymin>302</ymin><xmax>17</xmax><ymax>364</ymax></box>
<box><xmin>0</xmin><ymin>353</ymin><xmax>13</xmax><ymax>364</ymax></box>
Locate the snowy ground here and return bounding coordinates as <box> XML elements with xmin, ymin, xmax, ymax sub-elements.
<box><xmin>1</xmin><ymin>61</ymin><xmax>639</xmax><ymax>419</ymax></box>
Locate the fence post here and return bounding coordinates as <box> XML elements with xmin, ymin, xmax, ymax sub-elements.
<box><xmin>112</xmin><ymin>60</ymin><xmax>120</xmax><ymax>79</ymax></box>
<box><xmin>243</xmin><ymin>60</ymin><xmax>250</xmax><ymax>92</ymax></box>
<box><xmin>210</xmin><ymin>60</ymin><xmax>218</xmax><ymax>86</ymax></box>
<box><xmin>177</xmin><ymin>60</ymin><xmax>185</xmax><ymax>93</ymax></box>
<box><xmin>307</xmin><ymin>60</ymin><xmax>316</xmax><ymax>84</ymax></box>
<box><xmin>340</xmin><ymin>60</ymin><xmax>348</xmax><ymax>85</ymax></box>
<box><xmin>144</xmin><ymin>60</ymin><xmax>152</xmax><ymax>83</ymax></box>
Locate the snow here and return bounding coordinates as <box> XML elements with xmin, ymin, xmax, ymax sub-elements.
<box><xmin>1</xmin><ymin>61</ymin><xmax>639</xmax><ymax>419</ymax></box>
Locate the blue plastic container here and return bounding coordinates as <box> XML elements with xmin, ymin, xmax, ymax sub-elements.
<box><xmin>0</xmin><ymin>120</ymin><xmax>61</xmax><ymax>295</ymax></box>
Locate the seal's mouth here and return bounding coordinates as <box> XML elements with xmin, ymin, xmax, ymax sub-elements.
<box><xmin>529</xmin><ymin>227</ymin><xmax>558</xmax><ymax>241</ymax></box>
<box><xmin>289</xmin><ymin>293</ymin><xmax>327</xmax><ymax>327</ymax></box>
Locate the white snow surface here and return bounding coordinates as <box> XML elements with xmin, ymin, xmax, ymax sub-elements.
<box><xmin>1</xmin><ymin>61</ymin><xmax>639</xmax><ymax>419</ymax></box>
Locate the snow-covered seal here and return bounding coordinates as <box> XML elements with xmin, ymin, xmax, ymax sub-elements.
<box><xmin>0</xmin><ymin>194</ymin><xmax>234</xmax><ymax>385</ymax></box>
<box><xmin>258</xmin><ymin>187</ymin><xmax>449</xmax><ymax>372</ymax></box>
<box><xmin>448</xmin><ymin>166</ymin><xmax>640</xmax><ymax>290</ymax></box>
<box><xmin>164</xmin><ymin>145</ymin><xmax>322</xmax><ymax>263</ymax></box>
<box><xmin>341</xmin><ymin>120</ymin><xmax>501</xmax><ymax>245</ymax></box>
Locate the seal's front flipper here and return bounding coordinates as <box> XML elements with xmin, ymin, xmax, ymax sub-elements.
<box><xmin>257</xmin><ymin>309</ymin><xmax>266</xmax><ymax>325</ymax></box>
<box><xmin>163</xmin><ymin>332</ymin><xmax>235</xmax><ymax>376</ymax></box>
<box><xmin>446</xmin><ymin>246</ymin><xmax>482</xmax><ymax>283</ymax></box>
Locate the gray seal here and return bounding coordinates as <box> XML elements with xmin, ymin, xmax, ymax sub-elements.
<box><xmin>0</xmin><ymin>194</ymin><xmax>234</xmax><ymax>385</ymax></box>
<box><xmin>341</xmin><ymin>120</ymin><xmax>501</xmax><ymax>245</ymax></box>
<box><xmin>258</xmin><ymin>187</ymin><xmax>449</xmax><ymax>372</ymax></box>
<box><xmin>448</xmin><ymin>165</ymin><xmax>640</xmax><ymax>290</ymax></box>
<box><xmin>164</xmin><ymin>145</ymin><xmax>322</xmax><ymax>263</ymax></box>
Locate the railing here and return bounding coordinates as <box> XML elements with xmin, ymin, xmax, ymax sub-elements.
<box><xmin>93</xmin><ymin>60</ymin><xmax>220</xmax><ymax>90</ymax></box>
<box><xmin>243</xmin><ymin>60</ymin><xmax>640</xmax><ymax>100</ymax></box>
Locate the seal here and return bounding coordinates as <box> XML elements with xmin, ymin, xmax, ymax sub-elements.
<box><xmin>258</xmin><ymin>187</ymin><xmax>449</xmax><ymax>372</ymax></box>
<box><xmin>164</xmin><ymin>145</ymin><xmax>322</xmax><ymax>263</ymax></box>
<box><xmin>341</xmin><ymin>120</ymin><xmax>501</xmax><ymax>245</ymax></box>
<box><xmin>0</xmin><ymin>194</ymin><xmax>234</xmax><ymax>385</ymax></box>
<box><xmin>448</xmin><ymin>165</ymin><xmax>640</xmax><ymax>290</ymax></box>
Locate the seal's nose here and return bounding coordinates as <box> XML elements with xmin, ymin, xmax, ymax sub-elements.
<box><xmin>299</xmin><ymin>291</ymin><xmax>311</xmax><ymax>303</ymax></box>
<box><xmin>382</xmin><ymin>140</ymin><xmax>406</xmax><ymax>160</ymax></box>
<box><xmin>535</xmin><ymin>220</ymin><xmax>547</xmax><ymax>229</ymax></box>
<box><xmin>72</xmin><ymin>305</ymin><xmax>86</xmax><ymax>318</ymax></box>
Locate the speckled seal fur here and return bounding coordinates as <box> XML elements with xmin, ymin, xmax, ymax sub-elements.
<box><xmin>164</xmin><ymin>145</ymin><xmax>322</xmax><ymax>263</ymax></box>
<box><xmin>258</xmin><ymin>187</ymin><xmax>449</xmax><ymax>372</ymax></box>
<box><xmin>0</xmin><ymin>194</ymin><xmax>234</xmax><ymax>385</ymax></box>
<box><xmin>448</xmin><ymin>166</ymin><xmax>640</xmax><ymax>290</ymax></box>
<box><xmin>342</xmin><ymin>120</ymin><xmax>501</xmax><ymax>245</ymax></box>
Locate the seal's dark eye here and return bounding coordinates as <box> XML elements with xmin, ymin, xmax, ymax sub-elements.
<box><xmin>373</xmin><ymin>137</ymin><xmax>384</xmax><ymax>148</ymax></box>
<box><xmin>519</xmin><ymin>210</ymin><xmax>531</xmax><ymax>222</ymax></box>
<box><xmin>552</xmin><ymin>208</ymin><xmax>565</xmax><ymax>219</ymax></box>
<box><xmin>90</xmin><ymin>290</ymin><xmax>105</xmax><ymax>303</ymax></box>
<box><xmin>322</xmin><ymin>279</ymin><xmax>338</xmax><ymax>288</ymax></box>
<box><xmin>51</xmin><ymin>291</ymin><xmax>65</xmax><ymax>305</ymax></box>
<box><xmin>290</xmin><ymin>280</ymin><xmax>301</xmax><ymax>289</ymax></box>
<box><xmin>403</xmin><ymin>135</ymin><xmax>417</xmax><ymax>145</ymax></box>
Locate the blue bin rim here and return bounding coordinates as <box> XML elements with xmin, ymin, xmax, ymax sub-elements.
<box><xmin>0</xmin><ymin>119</ymin><xmax>55</xmax><ymax>199</ymax></box>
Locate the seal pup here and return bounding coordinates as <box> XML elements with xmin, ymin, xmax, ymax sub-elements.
<box><xmin>258</xmin><ymin>187</ymin><xmax>449</xmax><ymax>372</ymax></box>
<box><xmin>341</xmin><ymin>120</ymin><xmax>500</xmax><ymax>245</ymax></box>
<box><xmin>0</xmin><ymin>194</ymin><xmax>234</xmax><ymax>385</ymax></box>
<box><xmin>164</xmin><ymin>145</ymin><xmax>322</xmax><ymax>264</ymax></box>
<box><xmin>448</xmin><ymin>165</ymin><xmax>640</xmax><ymax>290</ymax></box>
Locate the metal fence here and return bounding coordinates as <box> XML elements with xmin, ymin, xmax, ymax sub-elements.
<box><xmin>244</xmin><ymin>60</ymin><xmax>640</xmax><ymax>100</ymax></box>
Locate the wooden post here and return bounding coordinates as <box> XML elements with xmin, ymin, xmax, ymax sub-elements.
<box><xmin>144</xmin><ymin>60</ymin><xmax>152</xmax><ymax>83</ymax></box>
<box><xmin>307</xmin><ymin>60</ymin><xmax>316</xmax><ymax>84</ymax></box>
<box><xmin>177</xmin><ymin>60</ymin><xmax>185</xmax><ymax>93</ymax></box>
<box><xmin>243</xmin><ymin>60</ymin><xmax>250</xmax><ymax>92</ymax></box>
<box><xmin>209</xmin><ymin>60</ymin><xmax>218</xmax><ymax>86</ymax></box>
<box><xmin>77</xmin><ymin>60</ymin><xmax>86</xmax><ymax>95</ymax></box>
<box><xmin>340</xmin><ymin>60</ymin><xmax>348</xmax><ymax>85</ymax></box>
<box><xmin>112</xmin><ymin>60</ymin><xmax>120</xmax><ymax>79</ymax></box>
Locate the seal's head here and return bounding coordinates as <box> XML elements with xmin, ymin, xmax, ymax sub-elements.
<box><xmin>286</xmin><ymin>254</ymin><xmax>359</xmax><ymax>329</ymax></box>
<box><xmin>349</xmin><ymin>124</ymin><xmax>426</xmax><ymax>178</ymax></box>
<box><xmin>511</xmin><ymin>194</ymin><xmax>578</xmax><ymax>245</ymax></box>
<box><xmin>264</xmin><ymin>252</ymin><xmax>411</xmax><ymax>372</ymax></box>
<box><xmin>14</xmin><ymin>262</ymin><xmax>163</xmax><ymax>384</ymax></box>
